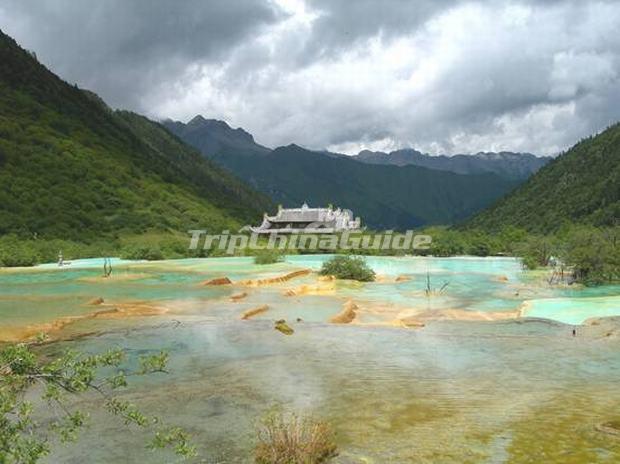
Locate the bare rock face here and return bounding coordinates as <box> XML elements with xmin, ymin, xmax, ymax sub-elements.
<box><xmin>202</xmin><ymin>277</ymin><xmax>232</xmax><ymax>286</ymax></box>
<box><xmin>329</xmin><ymin>300</ymin><xmax>358</xmax><ymax>324</ymax></box>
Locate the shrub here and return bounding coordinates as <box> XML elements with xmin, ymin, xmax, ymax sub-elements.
<box><xmin>0</xmin><ymin>245</ymin><xmax>40</xmax><ymax>267</ymax></box>
<box><xmin>562</xmin><ymin>226</ymin><xmax>620</xmax><ymax>285</ymax></box>
<box><xmin>158</xmin><ymin>236</ymin><xmax>189</xmax><ymax>259</ymax></box>
<box><xmin>119</xmin><ymin>244</ymin><xmax>164</xmax><ymax>261</ymax></box>
<box><xmin>255</xmin><ymin>412</ymin><xmax>337</xmax><ymax>464</ymax></box>
<box><xmin>0</xmin><ymin>236</ymin><xmax>40</xmax><ymax>267</ymax></box>
<box><xmin>521</xmin><ymin>255</ymin><xmax>539</xmax><ymax>270</ymax></box>
<box><xmin>254</xmin><ymin>250</ymin><xmax>284</xmax><ymax>265</ymax></box>
<box><xmin>515</xmin><ymin>235</ymin><xmax>555</xmax><ymax>267</ymax></box>
<box><xmin>205</xmin><ymin>247</ymin><xmax>228</xmax><ymax>258</ymax></box>
<box><xmin>429</xmin><ymin>231</ymin><xmax>466</xmax><ymax>257</ymax></box>
<box><xmin>319</xmin><ymin>255</ymin><xmax>375</xmax><ymax>282</ymax></box>
<box><xmin>0</xmin><ymin>343</ymin><xmax>195</xmax><ymax>462</ymax></box>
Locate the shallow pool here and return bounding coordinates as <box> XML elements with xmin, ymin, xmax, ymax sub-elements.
<box><xmin>2</xmin><ymin>255</ymin><xmax>619</xmax><ymax>462</ymax></box>
<box><xmin>1</xmin><ymin>255</ymin><xmax>619</xmax><ymax>341</ymax></box>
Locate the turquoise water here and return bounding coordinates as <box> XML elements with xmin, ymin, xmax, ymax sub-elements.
<box><xmin>0</xmin><ymin>256</ymin><xmax>300</xmax><ymax>337</ymax></box>
<box><xmin>38</xmin><ymin>318</ymin><xmax>620</xmax><ymax>463</ymax></box>
<box><xmin>524</xmin><ymin>296</ymin><xmax>620</xmax><ymax>325</ymax></box>
<box><xmin>35</xmin><ymin>257</ymin><xmax>141</xmax><ymax>269</ymax></box>
<box><xmin>1</xmin><ymin>256</ymin><xmax>619</xmax><ymax>339</ymax></box>
<box><xmin>1</xmin><ymin>256</ymin><xmax>619</xmax><ymax>462</ymax></box>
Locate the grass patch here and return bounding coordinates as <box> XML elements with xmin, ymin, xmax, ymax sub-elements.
<box><xmin>255</xmin><ymin>412</ymin><xmax>337</xmax><ymax>464</ymax></box>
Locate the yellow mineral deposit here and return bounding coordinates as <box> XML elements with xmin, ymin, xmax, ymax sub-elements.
<box><xmin>1</xmin><ymin>302</ymin><xmax>168</xmax><ymax>343</ymax></box>
<box><xmin>398</xmin><ymin>308</ymin><xmax>521</xmax><ymax>326</ymax></box>
<box><xmin>202</xmin><ymin>276</ymin><xmax>233</xmax><ymax>286</ymax></box>
<box><xmin>239</xmin><ymin>269</ymin><xmax>311</xmax><ymax>286</ymax></box>
<box><xmin>240</xmin><ymin>304</ymin><xmax>270</xmax><ymax>320</ymax></box>
<box><xmin>230</xmin><ymin>291</ymin><xmax>248</xmax><ymax>302</ymax></box>
<box><xmin>329</xmin><ymin>300</ymin><xmax>358</xmax><ymax>324</ymax></box>
<box><xmin>282</xmin><ymin>280</ymin><xmax>336</xmax><ymax>297</ymax></box>
<box><xmin>274</xmin><ymin>319</ymin><xmax>294</xmax><ymax>335</ymax></box>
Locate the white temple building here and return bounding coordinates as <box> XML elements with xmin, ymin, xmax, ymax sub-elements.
<box><xmin>250</xmin><ymin>203</ymin><xmax>361</xmax><ymax>234</ymax></box>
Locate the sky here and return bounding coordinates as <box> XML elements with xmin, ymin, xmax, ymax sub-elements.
<box><xmin>1</xmin><ymin>0</ymin><xmax>619</xmax><ymax>156</ymax></box>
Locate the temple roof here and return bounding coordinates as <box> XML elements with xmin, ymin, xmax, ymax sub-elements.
<box><xmin>269</xmin><ymin>209</ymin><xmax>325</xmax><ymax>222</ymax></box>
<box><xmin>266</xmin><ymin>204</ymin><xmax>354</xmax><ymax>223</ymax></box>
<box><xmin>252</xmin><ymin>204</ymin><xmax>360</xmax><ymax>233</ymax></box>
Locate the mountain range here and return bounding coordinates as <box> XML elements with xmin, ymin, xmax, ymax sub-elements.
<box><xmin>353</xmin><ymin>149</ymin><xmax>551</xmax><ymax>179</ymax></box>
<box><xmin>163</xmin><ymin>118</ymin><xmax>530</xmax><ymax>229</ymax></box>
<box><xmin>164</xmin><ymin>117</ymin><xmax>551</xmax><ymax>180</ymax></box>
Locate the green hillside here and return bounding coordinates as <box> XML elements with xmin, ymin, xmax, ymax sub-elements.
<box><xmin>0</xmin><ymin>30</ymin><xmax>271</xmax><ymax>247</ymax></box>
<box><xmin>208</xmin><ymin>144</ymin><xmax>518</xmax><ymax>230</ymax></box>
<box><xmin>466</xmin><ymin>123</ymin><xmax>620</xmax><ymax>232</ymax></box>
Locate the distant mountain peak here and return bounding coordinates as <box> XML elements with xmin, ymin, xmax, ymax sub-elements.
<box><xmin>163</xmin><ymin>115</ymin><xmax>270</xmax><ymax>157</ymax></box>
<box><xmin>188</xmin><ymin>114</ymin><xmax>208</xmax><ymax>124</ymax></box>
<box><xmin>283</xmin><ymin>143</ymin><xmax>305</xmax><ymax>150</ymax></box>
<box><xmin>187</xmin><ymin>116</ymin><xmax>233</xmax><ymax>131</ymax></box>
<box><xmin>353</xmin><ymin>147</ymin><xmax>550</xmax><ymax>179</ymax></box>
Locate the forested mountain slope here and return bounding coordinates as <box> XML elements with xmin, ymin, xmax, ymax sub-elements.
<box><xmin>466</xmin><ymin>123</ymin><xmax>620</xmax><ymax>232</ymax></box>
<box><xmin>211</xmin><ymin>144</ymin><xmax>518</xmax><ymax>229</ymax></box>
<box><xmin>166</xmin><ymin>120</ymin><xmax>520</xmax><ymax>229</ymax></box>
<box><xmin>0</xmin><ymin>30</ymin><xmax>271</xmax><ymax>242</ymax></box>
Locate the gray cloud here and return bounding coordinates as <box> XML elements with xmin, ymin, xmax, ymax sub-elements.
<box><xmin>1</xmin><ymin>0</ymin><xmax>619</xmax><ymax>155</ymax></box>
<box><xmin>0</xmin><ymin>0</ymin><xmax>281</xmax><ymax>109</ymax></box>
<box><xmin>296</xmin><ymin>0</ymin><xmax>464</xmax><ymax>62</ymax></box>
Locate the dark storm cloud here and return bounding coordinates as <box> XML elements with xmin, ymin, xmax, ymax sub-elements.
<box><xmin>1</xmin><ymin>0</ymin><xmax>619</xmax><ymax>155</ymax></box>
<box><xmin>0</xmin><ymin>0</ymin><xmax>281</xmax><ymax>109</ymax></box>
<box><xmin>301</xmin><ymin>0</ymin><xmax>462</xmax><ymax>56</ymax></box>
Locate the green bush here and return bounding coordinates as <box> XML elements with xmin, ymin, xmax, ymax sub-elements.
<box><xmin>429</xmin><ymin>230</ymin><xmax>466</xmax><ymax>257</ymax></box>
<box><xmin>0</xmin><ymin>235</ymin><xmax>40</xmax><ymax>267</ymax></box>
<box><xmin>0</xmin><ymin>244</ymin><xmax>40</xmax><ymax>267</ymax></box>
<box><xmin>319</xmin><ymin>255</ymin><xmax>375</xmax><ymax>282</ymax></box>
<box><xmin>561</xmin><ymin>226</ymin><xmax>620</xmax><ymax>285</ymax></box>
<box><xmin>520</xmin><ymin>255</ymin><xmax>539</xmax><ymax>270</ymax></box>
<box><xmin>254</xmin><ymin>249</ymin><xmax>284</xmax><ymax>265</ymax></box>
<box><xmin>119</xmin><ymin>244</ymin><xmax>164</xmax><ymax>261</ymax></box>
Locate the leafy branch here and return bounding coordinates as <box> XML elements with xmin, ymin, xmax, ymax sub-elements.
<box><xmin>0</xmin><ymin>342</ymin><xmax>196</xmax><ymax>463</ymax></box>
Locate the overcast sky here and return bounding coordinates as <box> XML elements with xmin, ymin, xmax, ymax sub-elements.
<box><xmin>1</xmin><ymin>0</ymin><xmax>619</xmax><ymax>155</ymax></box>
